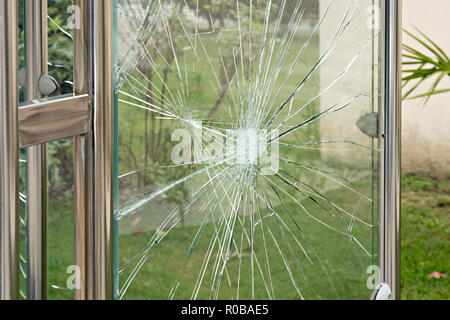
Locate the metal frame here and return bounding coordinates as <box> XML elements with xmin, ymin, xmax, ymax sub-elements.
<box><xmin>24</xmin><ymin>0</ymin><xmax>48</xmax><ymax>299</ymax></box>
<box><xmin>19</xmin><ymin>94</ymin><xmax>90</xmax><ymax>148</ymax></box>
<box><xmin>0</xmin><ymin>0</ymin><xmax>20</xmax><ymax>300</ymax></box>
<box><xmin>73</xmin><ymin>0</ymin><xmax>115</xmax><ymax>300</ymax></box>
<box><xmin>379</xmin><ymin>0</ymin><xmax>402</xmax><ymax>300</ymax></box>
<box><xmin>91</xmin><ymin>0</ymin><xmax>115</xmax><ymax>300</ymax></box>
<box><xmin>0</xmin><ymin>0</ymin><xmax>115</xmax><ymax>300</ymax></box>
<box><xmin>73</xmin><ymin>0</ymin><xmax>94</xmax><ymax>300</ymax></box>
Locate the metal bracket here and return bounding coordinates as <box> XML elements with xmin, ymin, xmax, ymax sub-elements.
<box><xmin>357</xmin><ymin>112</ymin><xmax>379</xmax><ymax>138</ymax></box>
<box><xmin>38</xmin><ymin>74</ymin><xmax>59</xmax><ymax>96</ymax></box>
<box><xmin>19</xmin><ymin>94</ymin><xmax>91</xmax><ymax>148</ymax></box>
<box><xmin>371</xmin><ymin>282</ymin><xmax>392</xmax><ymax>300</ymax></box>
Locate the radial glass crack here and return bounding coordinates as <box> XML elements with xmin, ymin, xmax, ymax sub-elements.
<box><xmin>115</xmin><ymin>0</ymin><xmax>381</xmax><ymax>300</ymax></box>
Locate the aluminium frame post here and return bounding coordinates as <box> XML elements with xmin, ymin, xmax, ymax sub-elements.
<box><xmin>0</xmin><ymin>0</ymin><xmax>20</xmax><ymax>301</ymax></box>
<box><xmin>74</xmin><ymin>0</ymin><xmax>94</xmax><ymax>300</ymax></box>
<box><xmin>25</xmin><ymin>0</ymin><xmax>48</xmax><ymax>300</ymax></box>
<box><xmin>92</xmin><ymin>0</ymin><xmax>115</xmax><ymax>300</ymax></box>
<box><xmin>379</xmin><ymin>0</ymin><xmax>402</xmax><ymax>300</ymax></box>
<box><xmin>74</xmin><ymin>0</ymin><xmax>115</xmax><ymax>300</ymax></box>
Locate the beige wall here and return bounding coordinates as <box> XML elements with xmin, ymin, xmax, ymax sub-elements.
<box><xmin>402</xmin><ymin>0</ymin><xmax>450</xmax><ymax>175</ymax></box>
<box><xmin>319</xmin><ymin>0</ymin><xmax>378</xmax><ymax>168</ymax></box>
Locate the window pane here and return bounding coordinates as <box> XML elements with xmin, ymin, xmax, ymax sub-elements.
<box><xmin>115</xmin><ymin>0</ymin><xmax>381</xmax><ymax>300</ymax></box>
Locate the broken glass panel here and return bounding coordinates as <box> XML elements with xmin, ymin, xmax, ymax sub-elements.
<box><xmin>115</xmin><ymin>0</ymin><xmax>381</xmax><ymax>300</ymax></box>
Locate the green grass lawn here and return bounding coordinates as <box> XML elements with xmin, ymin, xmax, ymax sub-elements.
<box><xmin>117</xmin><ymin>178</ymin><xmax>374</xmax><ymax>300</ymax></box>
<box><xmin>401</xmin><ymin>174</ymin><xmax>450</xmax><ymax>300</ymax></box>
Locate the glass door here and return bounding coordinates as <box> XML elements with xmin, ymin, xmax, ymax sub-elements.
<box><xmin>18</xmin><ymin>0</ymin><xmax>76</xmax><ymax>300</ymax></box>
<box><xmin>115</xmin><ymin>0</ymin><xmax>382</xmax><ymax>300</ymax></box>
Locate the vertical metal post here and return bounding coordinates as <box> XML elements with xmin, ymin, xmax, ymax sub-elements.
<box><xmin>74</xmin><ymin>0</ymin><xmax>94</xmax><ymax>300</ymax></box>
<box><xmin>379</xmin><ymin>0</ymin><xmax>402</xmax><ymax>300</ymax></box>
<box><xmin>92</xmin><ymin>0</ymin><xmax>115</xmax><ymax>300</ymax></box>
<box><xmin>0</xmin><ymin>0</ymin><xmax>19</xmax><ymax>301</ymax></box>
<box><xmin>25</xmin><ymin>0</ymin><xmax>48</xmax><ymax>300</ymax></box>
<box><xmin>74</xmin><ymin>0</ymin><xmax>115</xmax><ymax>300</ymax></box>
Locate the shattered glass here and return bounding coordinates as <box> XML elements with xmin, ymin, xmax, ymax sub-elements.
<box><xmin>115</xmin><ymin>0</ymin><xmax>381</xmax><ymax>300</ymax></box>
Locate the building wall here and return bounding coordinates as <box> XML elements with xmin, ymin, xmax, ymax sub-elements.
<box><xmin>402</xmin><ymin>0</ymin><xmax>450</xmax><ymax>175</ymax></box>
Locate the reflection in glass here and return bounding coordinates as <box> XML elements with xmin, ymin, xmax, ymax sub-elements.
<box><xmin>46</xmin><ymin>0</ymin><xmax>76</xmax><ymax>300</ymax></box>
<box><xmin>114</xmin><ymin>0</ymin><xmax>381</xmax><ymax>300</ymax></box>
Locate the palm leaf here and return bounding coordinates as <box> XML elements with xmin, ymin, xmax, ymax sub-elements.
<box><xmin>413</xmin><ymin>27</ymin><xmax>449</xmax><ymax>61</ymax></box>
<box><xmin>406</xmin><ymin>88</ymin><xmax>450</xmax><ymax>100</ymax></box>
<box><xmin>402</xmin><ymin>28</ymin><xmax>450</xmax><ymax>106</ymax></box>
